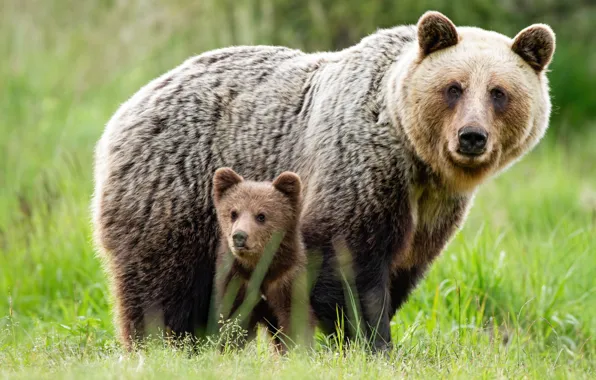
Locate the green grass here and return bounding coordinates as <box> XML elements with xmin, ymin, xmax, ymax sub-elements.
<box><xmin>1</xmin><ymin>1</ymin><xmax>596</xmax><ymax>378</ymax></box>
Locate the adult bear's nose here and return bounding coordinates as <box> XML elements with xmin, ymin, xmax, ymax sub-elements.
<box><xmin>458</xmin><ymin>126</ymin><xmax>488</xmax><ymax>156</ymax></box>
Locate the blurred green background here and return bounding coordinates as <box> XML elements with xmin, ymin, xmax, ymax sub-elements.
<box><xmin>1</xmin><ymin>0</ymin><xmax>595</xmax><ymax>377</ymax></box>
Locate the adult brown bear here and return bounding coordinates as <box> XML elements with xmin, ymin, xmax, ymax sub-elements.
<box><xmin>92</xmin><ymin>11</ymin><xmax>555</xmax><ymax>351</ymax></box>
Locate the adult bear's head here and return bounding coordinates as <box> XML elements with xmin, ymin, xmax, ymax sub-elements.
<box><xmin>388</xmin><ymin>11</ymin><xmax>555</xmax><ymax>192</ymax></box>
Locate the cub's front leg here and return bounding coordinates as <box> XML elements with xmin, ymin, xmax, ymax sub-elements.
<box><xmin>266</xmin><ymin>275</ymin><xmax>316</xmax><ymax>353</ymax></box>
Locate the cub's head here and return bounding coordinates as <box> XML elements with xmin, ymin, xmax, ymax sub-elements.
<box><xmin>391</xmin><ymin>11</ymin><xmax>555</xmax><ymax>192</ymax></box>
<box><xmin>212</xmin><ymin>167</ymin><xmax>302</xmax><ymax>265</ymax></box>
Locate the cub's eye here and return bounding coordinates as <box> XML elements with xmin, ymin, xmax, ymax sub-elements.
<box><xmin>255</xmin><ymin>213</ymin><xmax>266</xmax><ymax>223</ymax></box>
<box><xmin>230</xmin><ymin>210</ymin><xmax>238</xmax><ymax>221</ymax></box>
<box><xmin>444</xmin><ymin>83</ymin><xmax>463</xmax><ymax>107</ymax></box>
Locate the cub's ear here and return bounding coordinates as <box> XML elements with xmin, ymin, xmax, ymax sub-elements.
<box><xmin>213</xmin><ymin>167</ymin><xmax>243</xmax><ymax>204</ymax></box>
<box><xmin>417</xmin><ymin>11</ymin><xmax>459</xmax><ymax>57</ymax></box>
<box><xmin>272</xmin><ymin>171</ymin><xmax>302</xmax><ymax>203</ymax></box>
<box><xmin>511</xmin><ymin>24</ymin><xmax>556</xmax><ymax>72</ymax></box>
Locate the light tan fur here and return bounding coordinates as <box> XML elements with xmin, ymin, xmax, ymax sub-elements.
<box><xmin>389</xmin><ymin>12</ymin><xmax>555</xmax><ymax>194</ymax></box>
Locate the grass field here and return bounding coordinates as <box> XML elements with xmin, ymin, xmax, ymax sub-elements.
<box><xmin>1</xmin><ymin>2</ymin><xmax>596</xmax><ymax>379</ymax></box>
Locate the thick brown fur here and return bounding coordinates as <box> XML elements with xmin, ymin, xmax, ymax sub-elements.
<box><xmin>92</xmin><ymin>11</ymin><xmax>555</xmax><ymax>352</ymax></box>
<box><xmin>212</xmin><ymin>168</ymin><xmax>315</xmax><ymax>352</ymax></box>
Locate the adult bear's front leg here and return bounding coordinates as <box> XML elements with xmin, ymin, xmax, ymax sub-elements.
<box><xmin>329</xmin><ymin>230</ymin><xmax>406</xmax><ymax>352</ymax></box>
<box><xmin>356</xmin><ymin>264</ymin><xmax>393</xmax><ymax>352</ymax></box>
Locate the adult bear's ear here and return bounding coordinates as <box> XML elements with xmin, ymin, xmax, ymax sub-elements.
<box><xmin>272</xmin><ymin>171</ymin><xmax>302</xmax><ymax>204</ymax></box>
<box><xmin>417</xmin><ymin>11</ymin><xmax>459</xmax><ymax>57</ymax></box>
<box><xmin>511</xmin><ymin>24</ymin><xmax>556</xmax><ymax>73</ymax></box>
<box><xmin>213</xmin><ymin>167</ymin><xmax>243</xmax><ymax>204</ymax></box>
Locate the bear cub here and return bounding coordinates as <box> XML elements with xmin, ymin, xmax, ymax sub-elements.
<box><xmin>212</xmin><ymin>167</ymin><xmax>315</xmax><ymax>351</ymax></box>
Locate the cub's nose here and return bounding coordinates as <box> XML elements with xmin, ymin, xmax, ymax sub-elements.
<box><xmin>458</xmin><ymin>126</ymin><xmax>488</xmax><ymax>156</ymax></box>
<box><xmin>233</xmin><ymin>231</ymin><xmax>248</xmax><ymax>249</ymax></box>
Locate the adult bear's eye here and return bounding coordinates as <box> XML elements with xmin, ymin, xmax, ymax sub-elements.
<box><xmin>448</xmin><ymin>85</ymin><xmax>461</xmax><ymax>97</ymax></box>
<box><xmin>256</xmin><ymin>213</ymin><xmax>266</xmax><ymax>223</ymax></box>
<box><xmin>491</xmin><ymin>89</ymin><xmax>505</xmax><ymax>99</ymax></box>
<box><xmin>231</xmin><ymin>210</ymin><xmax>238</xmax><ymax>221</ymax></box>
<box><xmin>490</xmin><ymin>87</ymin><xmax>508</xmax><ymax>112</ymax></box>
<box><xmin>444</xmin><ymin>83</ymin><xmax>463</xmax><ymax>108</ymax></box>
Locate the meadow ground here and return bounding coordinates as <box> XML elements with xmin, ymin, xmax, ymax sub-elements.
<box><xmin>1</xmin><ymin>2</ymin><xmax>595</xmax><ymax>379</ymax></box>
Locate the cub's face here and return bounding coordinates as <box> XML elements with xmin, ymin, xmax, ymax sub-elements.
<box><xmin>212</xmin><ymin>168</ymin><xmax>302</xmax><ymax>266</ymax></box>
<box><xmin>394</xmin><ymin>11</ymin><xmax>555</xmax><ymax>192</ymax></box>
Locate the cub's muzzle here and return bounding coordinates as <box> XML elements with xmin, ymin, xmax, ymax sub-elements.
<box><xmin>232</xmin><ymin>230</ymin><xmax>248</xmax><ymax>249</ymax></box>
